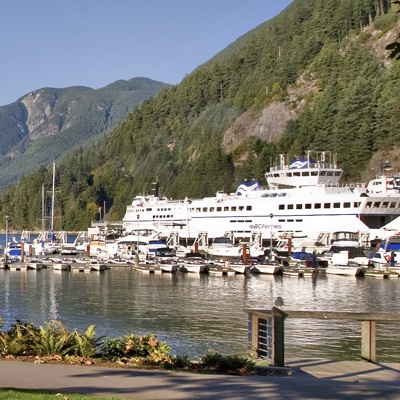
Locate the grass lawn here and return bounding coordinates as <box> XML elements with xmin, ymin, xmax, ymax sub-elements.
<box><xmin>0</xmin><ymin>388</ymin><xmax>122</xmax><ymax>400</ymax></box>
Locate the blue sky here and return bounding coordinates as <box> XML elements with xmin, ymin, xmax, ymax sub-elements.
<box><xmin>0</xmin><ymin>0</ymin><xmax>292</xmax><ymax>106</ymax></box>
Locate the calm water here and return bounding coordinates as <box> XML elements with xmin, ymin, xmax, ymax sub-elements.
<box><xmin>1</xmin><ymin>265</ymin><xmax>400</xmax><ymax>362</ymax></box>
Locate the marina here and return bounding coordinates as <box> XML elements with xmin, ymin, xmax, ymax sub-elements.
<box><xmin>2</xmin><ymin>153</ymin><xmax>400</xmax><ymax>365</ymax></box>
<box><xmin>1</xmin><ymin>261</ymin><xmax>400</xmax><ymax>363</ymax></box>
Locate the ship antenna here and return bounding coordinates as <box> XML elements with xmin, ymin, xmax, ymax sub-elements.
<box><xmin>152</xmin><ymin>181</ymin><xmax>159</xmax><ymax>197</ymax></box>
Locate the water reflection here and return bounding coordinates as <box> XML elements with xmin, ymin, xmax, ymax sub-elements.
<box><xmin>0</xmin><ymin>268</ymin><xmax>400</xmax><ymax>361</ymax></box>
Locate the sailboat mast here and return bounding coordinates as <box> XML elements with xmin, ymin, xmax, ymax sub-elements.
<box><xmin>51</xmin><ymin>162</ymin><xmax>55</xmax><ymax>233</ymax></box>
<box><xmin>42</xmin><ymin>184</ymin><xmax>45</xmax><ymax>232</ymax></box>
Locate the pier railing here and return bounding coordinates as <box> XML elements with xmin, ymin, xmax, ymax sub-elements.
<box><xmin>245</xmin><ymin>307</ymin><xmax>400</xmax><ymax>366</ymax></box>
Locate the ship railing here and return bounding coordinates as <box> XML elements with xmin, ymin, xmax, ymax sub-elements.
<box><xmin>269</xmin><ymin>161</ymin><xmax>334</xmax><ymax>172</ymax></box>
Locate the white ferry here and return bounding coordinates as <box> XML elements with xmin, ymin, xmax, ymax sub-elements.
<box><xmin>122</xmin><ymin>151</ymin><xmax>400</xmax><ymax>244</ymax></box>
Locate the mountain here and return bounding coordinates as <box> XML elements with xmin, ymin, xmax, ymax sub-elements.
<box><xmin>0</xmin><ymin>78</ymin><xmax>169</xmax><ymax>189</ymax></box>
<box><xmin>2</xmin><ymin>0</ymin><xmax>400</xmax><ymax>231</ymax></box>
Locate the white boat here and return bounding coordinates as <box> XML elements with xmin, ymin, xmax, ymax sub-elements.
<box><xmin>325</xmin><ymin>253</ymin><xmax>365</xmax><ymax>276</ymax></box>
<box><xmin>206</xmin><ymin>236</ymin><xmax>264</xmax><ymax>259</ymax></box>
<box><xmin>122</xmin><ymin>151</ymin><xmax>400</xmax><ymax>244</ymax></box>
<box><xmin>180</xmin><ymin>255</ymin><xmax>209</xmax><ymax>273</ymax></box>
<box><xmin>157</xmin><ymin>257</ymin><xmax>179</xmax><ymax>272</ymax></box>
<box><xmin>325</xmin><ymin>264</ymin><xmax>365</xmax><ymax>276</ymax></box>
<box><xmin>227</xmin><ymin>262</ymin><xmax>251</xmax><ymax>274</ymax></box>
<box><xmin>251</xmin><ymin>263</ymin><xmax>282</xmax><ymax>275</ymax></box>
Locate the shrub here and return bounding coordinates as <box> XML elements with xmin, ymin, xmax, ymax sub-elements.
<box><xmin>101</xmin><ymin>334</ymin><xmax>172</xmax><ymax>365</ymax></box>
<box><xmin>200</xmin><ymin>351</ymin><xmax>255</xmax><ymax>374</ymax></box>
<box><xmin>0</xmin><ymin>320</ymin><xmax>39</xmax><ymax>356</ymax></box>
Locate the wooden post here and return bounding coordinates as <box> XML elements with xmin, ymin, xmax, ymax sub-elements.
<box><xmin>249</xmin><ymin>313</ymin><xmax>259</xmax><ymax>357</ymax></box>
<box><xmin>194</xmin><ymin>241</ymin><xmax>199</xmax><ymax>253</ymax></box>
<box><xmin>361</xmin><ymin>320</ymin><xmax>376</xmax><ymax>362</ymax></box>
<box><xmin>272</xmin><ymin>306</ymin><xmax>287</xmax><ymax>366</ymax></box>
<box><xmin>21</xmin><ymin>242</ymin><xmax>25</xmax><ymax>262</ymax></box>
<box><xmin>242</xmin><ymin>243</ymin><xmax>247</xmax><ymax>264</ymax></box>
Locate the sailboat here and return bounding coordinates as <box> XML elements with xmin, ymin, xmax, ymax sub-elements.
<box><xmin>33</xmin><ymin>162</ymin><xmax>63</xmax><ymax>255</ymax></box>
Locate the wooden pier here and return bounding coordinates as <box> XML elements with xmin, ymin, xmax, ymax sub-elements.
<box><xmin>285</xmin><ymin>358</ymin><xmax>400</xmax><ymax>382</ymax></box>
<box><xmin>246</xmin><ymin>307</ymin><xmax>400</xmax><ymax>366</ymax></box>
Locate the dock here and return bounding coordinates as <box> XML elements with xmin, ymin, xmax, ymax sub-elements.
<box><xmin>134</xmin><ymin>263</ymin><xmax>162</xmax><ymax>274</ymax></box>
<box><xmin>285</xmin><ymin>358</ymin><xmax>400</xmax><ymax>383</ymax></box>
<box><xmin>70</xmin><ymin>264</ymin><xmax>91</xmax><ymax>273</ymax></box>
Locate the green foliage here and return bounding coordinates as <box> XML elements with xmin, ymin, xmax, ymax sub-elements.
<box><xmin>0</xmin><ymin>320</ymin><xmax>98</xmax><ymax>358</ymax></box>
<box><xmin>0</xmin><ymin>320</ymin><xmax>39</xmax><ymax>356</ymax></box>
<box><xmin>101</xmin><ymin>334</ymin><xmax>171</xmax><ymax>365</ymax></box>
<box><xmin>200</xmin><ymin>351</ymin><xmax>255</xmax><ymax>374</ymax></box>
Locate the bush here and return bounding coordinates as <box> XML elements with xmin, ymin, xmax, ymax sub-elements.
<box><xmin>200</xmin><ymin>351</ymin><xmax>255</xmax><ymax>374</ymax></box>
<box><xmin>101</xmin><ymin>334</ymin><xmax>172</xmax><ymax>365</ymax></box>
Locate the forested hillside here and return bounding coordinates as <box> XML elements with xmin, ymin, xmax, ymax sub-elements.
<box><xmin>0</xmin><ymin>78</ymin><xmax>168</xmax><ymax>189</ymax></box>
<box><xmin>1</xmin><ymin>0</ymin><xmax>400</xmax><ymax>232</ymax></box>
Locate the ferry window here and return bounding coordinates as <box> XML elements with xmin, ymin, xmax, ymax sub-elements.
<box><xmin>287</xmin><ymin>172</ymin><xmax>292</xmax><ymax>177</ymax></box>
<box><xmin>327</xmin><ymin>171</ymin><xmax>334</xmax><ymax>176</ymax></box>
<box><xmin>374</xmin><ymin>202</ymin><xmax>381</xmax><ymax>208</ymax></box>
<box><xmin>333</xmin><ymin>202</ymin><xmax>340</xmax><ymax>208</ymax></box>
<box><xmin>202</xmin><ymin>207</ymin><xmax>207</xmax><ymax>212</ymax></box>
<box><xmin>239</xmin><ymin>206</ymin><xmax>244</xmax><ymax>211</ymax></box>
<box><xmin>320</xmin><ymin>171</ymin><xmax>327</xmax><ymax>176</ymax></box>
<box><xmin>278</xmin><ymin>219</ymin><xmax>285</xmax><ymax>222</ymax></box>
<box><xmin>231</xmin><ymin>206</ymin><xmax>237</xmax><ymax>211</ymax></box>
<box><xmin>293</xmin><ymin>172</ymin><xmax>301</xmax><ymax>177</ymax></box>
<box><xmin>311</xmin><ymin>171</ymin><xmax>318</xmax><ymax>176</ymax></box>
<box><xmin>146</xmin><ymin>208</ymin><xmax>151</xmax><ymax>212</ymax></box>
<box><xmin>382</xmin><ymin>202</ymin><xmax>389</xmax><ymax>208</ymax></box>
<box><xmin>296</xmin><ymin>204</ymin><xmax>302</xmax><ymax>209</ymax></box>
<box><xmin>390</xmin><ymin>202</ymin><xmax>397</xmax><ymax>208</ymax></box>
<box><xmin>196</xmin><ymin>208</ymin><xmax>201</xmax><ymax>212</ymax></box>
<box><xmin>246</xmin><ymin>206</ymin><xmax>252</xmax><ymax>210</ymax></box>
<box><xmin>288</xmin><ymin>204</ymin><xmax>293</xmax><ymax>209</ymax></box>
<box><xmin>335</xmin><ymin>172</ymin><xmax>341</xmax><ymax>176</ymax></box>
<box><xmin>302</xmin><ymin>172</ymin><xmax>309</xmax><ymax>176</ymax></box>
<box><xmin>305</xmin><ymin>203</ymin><xmax>312</xmax><ymax>209</ymax></box>
<box><xmin>273</xmin><ymin>173</ymin><xmax>279</xmax><ymax>177</ymax></box>
<box><xmin>366</xmin><ymin>202</ymin><xmax>372</xmax><ymax>208</ymax></box>
<box><xmin>224</xmin><ymin>207</ymin><xmax>229</xmax><ymax>211</ymax></box>
<box><xmin>314</xmin><ymin>203</ymin><xmax>321</xmax><ymax>209</ymax></box>
<box><xmin>217</xmin><ymin>207</ymin><xmax>222</xmax><ymax>212</ymax></box>
<box><xmin>279</xmin><ymin>204</ymin><xmax>285</xmax><ymax>210</ymax></box>
<box><xmin>210</xmin><ymin>207</ymin><xmax>215</xmax><ymax>212</ymax></box>
<box><xmin>296</xmin><ymin>219</ymin><xmax>302</xmax><ymax>222</ymax></box>
<box><xmin>287</xmin><ymin>219</ymin><xmax>294</xmax><ymax>222</ymax></box>
<box><xmin>354</xmin><ymin>202</ymin><xmax>360</xmax><ymax>207</ymax></box>
<box><xmin>343</xmin><ymin>202</ymin><xmax>351</xmax><ymax>208</ymax></box>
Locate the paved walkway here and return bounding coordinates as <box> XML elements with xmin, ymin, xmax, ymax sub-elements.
<box><xmin>0</xmin><ymin>359</ymin><xmax>400</xmax><ymax>399</ymax></box>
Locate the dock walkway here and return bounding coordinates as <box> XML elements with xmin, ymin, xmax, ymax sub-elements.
<box><xmin>0</xmin><ymin>358</ymin><xmax>399</xmax><ymax>400</ymax></box>
<box><xmin>286</xmin><ymin>357</ymin><xmax>400</xmax><ymax>383</ymax></box>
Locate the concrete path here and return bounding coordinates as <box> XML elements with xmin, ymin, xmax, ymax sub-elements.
<box><xmin>0</xmin><ymin>359</ymin><xmax>400</xmax><ymax>399</ymax></box>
